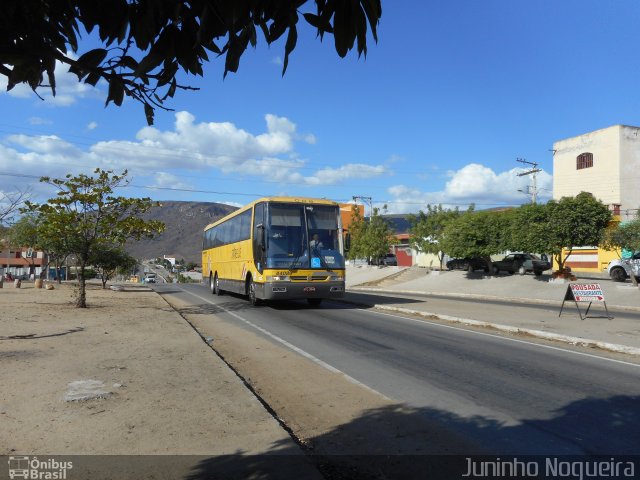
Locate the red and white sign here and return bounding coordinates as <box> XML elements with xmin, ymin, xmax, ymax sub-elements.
<box><xmin>569</xmin><ymin>283</ymin><xmax>605</xmax><ymax>302</ymax></box>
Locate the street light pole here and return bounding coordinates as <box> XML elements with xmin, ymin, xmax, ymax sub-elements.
<box><xmin>352</xmin><ymin>195</ymin><xmax>372</xmax><ymax>218</ymax></box>
<box><xmin>516</xmin><ymin>158</ymin><xmax>541</xmax><ymax>204</ymax></box>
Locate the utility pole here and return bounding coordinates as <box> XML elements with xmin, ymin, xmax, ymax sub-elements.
<box><xmin>516</xmin><ymin>158</ymin><xmax>541</xmax><ymax>204</ymax></box>
<box><xmin>352</xmin><ymin>195</ymin><xmax>372</xmax><ymax>218</ymax></box>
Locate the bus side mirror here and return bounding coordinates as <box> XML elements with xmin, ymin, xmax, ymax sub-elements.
<box><xmin>344</xmin><ymin>233</ymin><xmax>351</xmax><ymax>252</ymax></box>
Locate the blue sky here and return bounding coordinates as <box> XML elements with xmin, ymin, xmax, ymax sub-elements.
<box><xmin>2</xmin><ymin>0</ymin><xmax>640</xmax><ymax>214</ymax></box>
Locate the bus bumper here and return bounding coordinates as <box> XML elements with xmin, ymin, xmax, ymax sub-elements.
<box><xmin>258</xmin><ymin>281</ymin><xmax>345</xmax><ymax>301</ymax></box>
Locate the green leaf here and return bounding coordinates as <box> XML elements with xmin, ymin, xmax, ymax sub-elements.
<box><xmin>333</xmin><ymin>1</ymin><xmax>355</xmax><ymax>57</ymax></box>
<box><xmin>76</xmin><ymin>48</ymin><xmax>108</xmax><ymax>68</ymax></box>
<box><xmin>355</xmin><ymin>3</ymin><xmax>367</xmax><ymax>57</ymax></box>
<box><xmin>282</xmin><ymin>24</ymin><xmax>297</xmax><ymax>75</ymax></box>
<box><xmin>303</xmin><ymin>13</ymin><xmax>333</xmax><ymax>33</ymax></box>
<box><xmin>106</xmin><ymin>76</ymin><xmax>125</xmax><ymax>107</ymax></box>
<box><xmin>121</xmin><ymin>55</ymin><xmax>139</xmax><ymax>71</ymax></box>
<box><xmin>361</xmin><ymin>0</ymin><xmax>381</xmax><ymax>43</ymax></box>
<box><xmin>144</xmin><ymin>104</ymin><xmax>154</xmax><ymax>125</ymax></box>
<box><xmin>85</xmin><ymin>71</ymin><xmax>102</xmax><ymax>87</ymax></box>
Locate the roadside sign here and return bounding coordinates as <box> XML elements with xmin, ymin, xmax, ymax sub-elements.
<box><xmin>559</xmin><ymin>283</ymin><xmax>611</xmax><ymax>320</ymax></box>
<box><xmin>568</xmin><ymin>283</ymin><xmax>605</xmax><ymax>302</ymax></box>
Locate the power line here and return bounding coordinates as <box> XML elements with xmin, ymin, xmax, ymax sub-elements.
<box><xmin>0</xmin><ymin>171</ymin><xmax>523</xmax><ymax>207</ymax></box>
<box><xmin>128</xmin><ymin>184</ymin><xmax>265</xmax><ymax>197</ymax></box>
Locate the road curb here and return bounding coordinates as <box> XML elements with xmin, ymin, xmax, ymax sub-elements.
<box><xmin>348</xmin><ymin>286</ymin><xmax>640</xmax><ymax>313</ymax></box>
<box><xmin>339</xmin><ymin>296</ymin><xmax>640</xmax><ymax>357</ymax></box>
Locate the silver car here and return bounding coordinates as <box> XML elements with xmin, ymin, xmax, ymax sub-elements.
<box><xmin>607</xmin><ymin>252</ymin><xmax>640</xmax><ymax>282</ymax></box>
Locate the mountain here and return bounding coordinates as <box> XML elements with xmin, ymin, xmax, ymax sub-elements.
<box><xmin>126</xmin><ymin>201</ymin><xmax>237</xmax><ymax>264</ymax></box>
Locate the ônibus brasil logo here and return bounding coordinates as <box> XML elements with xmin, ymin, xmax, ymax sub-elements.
<box><xmin>8</xmin><ymin>456</ymin><xmax>73</xmax><ymax>479</ymax></box>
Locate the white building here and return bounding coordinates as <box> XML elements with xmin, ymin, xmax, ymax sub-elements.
<box><xmin>552</xmin><ymin>125</ymin><xmax>640</xmax><ymax>271</ymax></box>
<box><xmin>553</xmin><ymin>124</ymin><xmax>640</xmax><ymax>220</ymax></box>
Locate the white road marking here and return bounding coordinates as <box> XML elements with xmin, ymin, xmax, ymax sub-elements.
<box><xmin>177</xmin><ymin>287</ymin><xmax>394</xmax><ymax>400</ymax></box>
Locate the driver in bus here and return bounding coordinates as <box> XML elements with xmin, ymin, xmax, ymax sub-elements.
<box><xmin>310</xmin><ymin>233</ymin><xmax>324</xmax><ymax>249</ymax></box>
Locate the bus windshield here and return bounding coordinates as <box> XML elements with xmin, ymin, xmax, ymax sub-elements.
<box><xmin>265</xmin><ymin>203</ymin><xmax>344</xmax><ymax>270</ymax></box>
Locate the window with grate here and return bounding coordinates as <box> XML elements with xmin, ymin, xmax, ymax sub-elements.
<box><xmin>576</xmin><ymin>152</ymin><xmax>593</xmax><ymax>170</ymax></box>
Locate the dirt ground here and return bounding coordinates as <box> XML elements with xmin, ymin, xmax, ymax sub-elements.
<box><xmin>0</xmin><ymin>282</ymin><xmax>298</xmax><ymax>456</ymax></box>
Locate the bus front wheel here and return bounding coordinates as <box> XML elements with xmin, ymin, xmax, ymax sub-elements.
<box><xmin>247</xmin><ymin>278</ymin><xmax>260</xmax><ymax>306</ymax></box>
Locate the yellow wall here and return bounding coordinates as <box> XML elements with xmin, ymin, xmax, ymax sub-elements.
<box><xmin>554</xmin><ymin>218</ymin><xmax>622</xmax><ymax>273</ymax></box>
<box><xmin>555</xmin><ymin>247</ymin><xmax>619</xmax><ymax>273</ymax></box>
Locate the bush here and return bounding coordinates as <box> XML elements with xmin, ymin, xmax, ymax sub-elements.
<box><xmin>67</xmin><ymin>268</ymin><xmax>97</xmax><ymax>280</ymax></box>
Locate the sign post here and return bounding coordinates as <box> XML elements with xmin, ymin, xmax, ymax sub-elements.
<box><xmin>559</xmin><ymin>283</ymin><xmax>612</xmax><ymax>320</ymax></box>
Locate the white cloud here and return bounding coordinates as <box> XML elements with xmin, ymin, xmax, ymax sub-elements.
<box><xmin>0</xmin><ymin>112</ymin><xmax>387</xmax><ymax>196</ymax></box>
<box><xmin>220</xmin><ymin>201</ymin><xmax>244</xmax><ymax>208</ymax></box>
<box><xmin>149</xmin><ymin>172</ymin><xmax>193</xmax><ymax>191</ymax></box>
<box><xmin>28</xmin><ymin>117</ymin><xmax>53</xmax><ymax>126</ymax></box>
<box><xmin>302</xmin><ymin>133</ymin><xmax>317</xmax><ymax>144</ymax></box>
<box><xmin>385</xmin><ymin>163</ymin><xmax>553</xmax><ymax>213</ymax></box>
<box><xmin>443</xmin><ymin>163</ymin><xmax>552</xmax><ymax>202</ymax></box>
<box><xmin>87</xmin><ymin>121</ymin><xmax>98</xmax><ymax>130</ymax></box>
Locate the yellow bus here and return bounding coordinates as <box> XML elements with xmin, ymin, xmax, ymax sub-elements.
<box><xmin>202</xmin><ymin>197</ymin><xmax>346</xmax><ymax>306</ymax></box>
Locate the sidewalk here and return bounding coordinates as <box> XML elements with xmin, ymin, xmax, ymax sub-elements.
<box><xmin>345</xmin><ymin>266</ymin><xmax>640</xmax><ymax>356</ymax></box>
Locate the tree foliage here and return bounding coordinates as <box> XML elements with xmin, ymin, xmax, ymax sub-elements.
<box><xmin>509</xmin><ymin>202</ymin><xmax>551</xmax><ymax>255</ymax></box>
<box><xmin>9</xmin><ymin>213</ymin><xmax>40</xmax><ymax>249</ymax></box>
<box><xmin>345</xmin><ymin>203</ymin><xmax>367</xmax><ymax>260</ymax></box>
<box><xmin>603</xmin><ymin>218</ymin><xmax>640</xmax><ymax>286</ymax></box>
<box><xmin>91</xmin><ymin>246</ymin><xmax>137</xmax><ymax>289</ymax></box>
<box><xmin>8</xmin><ymin>213</ymin><xmax>41</xmax><ymax>275</ymax></box>
<box><xmin>36</xmin><ymin>212</ymin><xmax>76</xmax><ymax>283</ymax></box>
<box><xmin>442</xmin><ymin>209</ymin><xmax>513</xmax><ymax>268</ymax></box>
<box><xmin>603</xmin><ymin>219</ymin><xmax>640</xmax><ymax>255</ymax></box>
<box><xmin>545</xmin><ymin>192</ymin><xmax>612</xmax><ymax>271</ymax></box>
<box><xmin>347</xmin><ymin>205</ymin><xmax>394</xmax><ymax>264</ymax></box>
<box><xmin>24</xmin><ymin>169</ymin><xmax>165</xmax><ymax>307</ymax></box>
<box><xmin>2</xmin><ymin>0</ymin><xmax>382</xmax><ymax>124</ymax></box>
<box><xmin>408</xmin><ymin>204</ymin><xmax>462</xmax><ymax>270</ymax></box>
<box><xmin>6</xmin><ymin>211</ymin><xmax>73</xmax><ymax>282</ymax></box>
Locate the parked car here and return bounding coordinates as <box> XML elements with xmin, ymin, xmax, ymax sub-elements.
<box><xmin>607</xmin><ymin>252</ymin><xmax>640</xmax><ymax>282</ymax></box>
<box><xmin>492</xmin><ymin>253</ymin><xmax>551</xmax><ymax>276</ymax></box>
<box><xmin>380</xmin><ymin>253</ymin><xmax>398</xmax><ymax>266</ymax></box>
<box><xmin>446</xmin><ymin>257</ymin><xmax>489</xmax><ymax>272</ymax></box>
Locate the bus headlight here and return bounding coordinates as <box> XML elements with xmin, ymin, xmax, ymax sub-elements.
<box><xmin>329</xmin><ymin>275</ymin><xmax>342</xmax><ymax>281</ymax></box>
<box><xmin>267</xmin><ymin>275</ymin><xmax>290</xmax><ymax>282</ymax></box>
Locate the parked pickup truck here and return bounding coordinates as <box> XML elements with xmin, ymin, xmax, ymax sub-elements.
<box><xmin>492</xmin><ymin>253</ymin><xmax>551</xmax><ymax>276</ymax></box>
<box><xmin>607</xmin><ymin>252</ymin><xmax>640</xmax><ymax>282</ymax></box>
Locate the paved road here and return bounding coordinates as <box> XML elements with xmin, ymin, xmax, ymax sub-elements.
<box><xmin>159</xmin><ymin>283</ymin><xmax>640</xmax><ymax>455</ymax></box>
